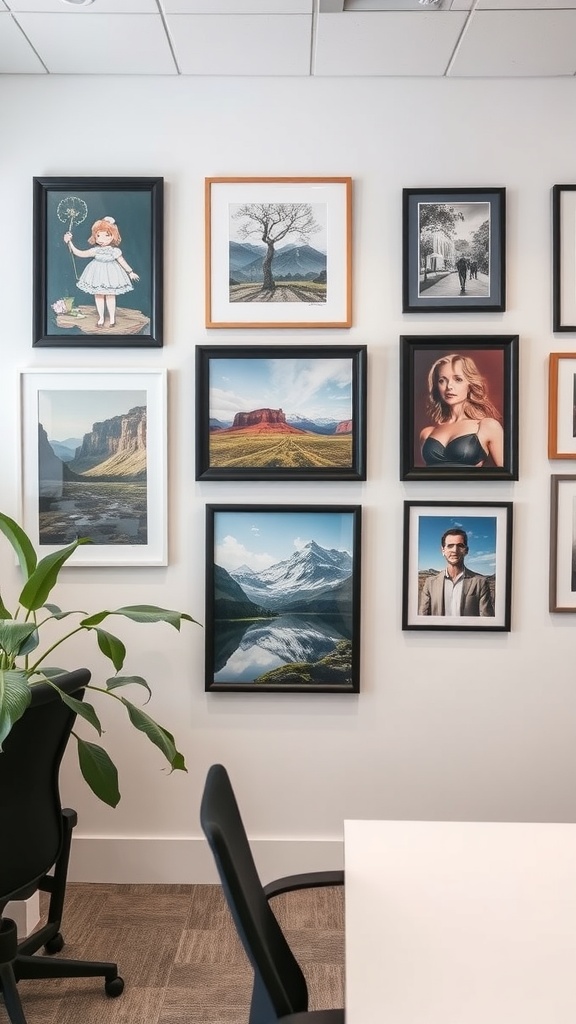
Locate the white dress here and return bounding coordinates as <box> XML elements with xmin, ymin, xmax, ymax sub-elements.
<box><xmin>76</xmin><ymin>246</ymin><xmax>133</xmax><ymax>296</ymax></box>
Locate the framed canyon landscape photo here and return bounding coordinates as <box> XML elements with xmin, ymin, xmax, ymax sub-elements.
<box><xmin>205</xmin><ymin>177</ymin><xmax>352</xmax><ymax>328</ymax></box>
<box><xmin>402</xmin><ymin>187</ymin><xmax>506</xmax><ymax>313</ymax></box>
<box><xmin>20</xmin><ymin>368</ymin><xmax>167</xmax><ymax>566</ymax></box>
<box><xmin>33</xmin><ymin>176</ymin><xmax>163</xmax><ymax>347</ymax></box>
<box><xmin>205</xmin><ymin>504</ymin><xmax>362</xmax><ymax>692</ymax></box>
<box><xmin>402</xmin><ymin>500</ymin><xmax>513</xmax><ymax>632</ymax></box>
<box><xmin>195</xmin><ymin>345</ymin><xmax>367</xmax><ymax>481</ymax></box>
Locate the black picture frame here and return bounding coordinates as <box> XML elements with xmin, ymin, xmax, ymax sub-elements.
<box><xmin>552</xmin><ymin>184</ymin><xmax>576</xmax><ymax>332</ymax></box>
<box><xmin>205</xmin><ymin>504</ymin><xmax>362</xmax><ymax>692</ymax></box>
<box><xmin>400</xmin><ymin>334</ymin><xmax>519</xmax><ymax>481</ymax></box>
<box><xmin>33</xmin><ymin>176</ymin><xmax>163</xmax><ymax>347</ymax></box>
<box><xmin>196</xmin><ymin>345</ymin><xmax>367</xmax><ymax>481</ymax></box>
<box><xmin>402</xmin><ymin>187</ymin><xmax>506</xmax><ymax>313</ymax></box>
<box><xmin>402</xmin><ymin>500</ymin><xmax>513</xmax><ymax>632</ymax></box>
<box><xmin>549</xmin><ymin>475</ymin><xmax>576</xmax><ymax>612</ymax></box>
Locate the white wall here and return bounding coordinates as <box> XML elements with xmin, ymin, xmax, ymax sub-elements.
<box><xmin>1</xmin><ymin>73</ymin><xmax>575</xmax><ymax>883</ymax></box>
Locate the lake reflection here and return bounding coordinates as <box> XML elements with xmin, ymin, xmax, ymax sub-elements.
<box><xmin>213</xmin><ymin>613</ymin><xmax>350</xmax><ymax>685</ymax></box>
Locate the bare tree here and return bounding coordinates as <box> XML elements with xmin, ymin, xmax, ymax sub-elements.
<box><xmin>232</xmin><ymin>203</ymin><xmax>321</xmax><ymax>292</ymax></box>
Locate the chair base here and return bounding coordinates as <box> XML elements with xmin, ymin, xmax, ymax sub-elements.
<box><xmin>0</xmin><ymin>916</ymin><xmax>124</xmax><ymax>1024</ymax></box>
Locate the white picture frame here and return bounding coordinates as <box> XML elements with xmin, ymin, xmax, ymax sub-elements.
<box><xmin>20</xmin><ymin>368</ymin><xmax>167</xmax><ymax>566</ymax></box>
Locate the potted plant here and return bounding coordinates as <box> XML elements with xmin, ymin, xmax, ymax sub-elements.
<box><xmin>0</xmin><ymin>512</ymin><xmax>198</xmax><ymax>807</ymax></box>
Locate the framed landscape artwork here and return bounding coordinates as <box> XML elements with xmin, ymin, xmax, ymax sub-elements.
<box><xmin>205</xmin><ymin>504</ymin><xmax>362</xmax><ymax>692</ymax></box>
<box><xmin>402</xmin><ymin>500</ymin><xmax>513</xmax><ymax>632</ymax></box>
<box><xmin>205</xmin><ymin>177</ymin><xmax>352</xmax><ymax>328</ymax></box>
<box><xmin>402</xmin><ymin>187</ymin><xmax>506</xmax><ymax>313</ymax></box>
<box><xmin>400</xmin><ymin>334</ymin><xmax>518</xmax><ymax>481</ymax></box>
<box><xmin>548</xmin><ymin>352</ymin><xmax>576</xmax><ymax>458</ymax></box>
<box><xmin>33</xmin><ymin>177</ymin><xmax>163</xmax><ymax>347</ymax></box>
<box><xmin>20</xmin><ymin>369</ymin><xmax>167</xmax><ymax>566</ymax></box>
<box><xmin>196</xmin><ymin>345</ymin><xmax>367</xmax><ymax>481</ymax></box>
<box><xmin>549</xmin><ymin>474</ymin><xmax>576</xmax><ymax>611</ymax></box>
<box><xmin>552</xmin><ymin>185</ymin><xmax>576</xmax><ymax>332</ymax></box>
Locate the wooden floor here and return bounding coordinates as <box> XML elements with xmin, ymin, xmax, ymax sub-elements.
<box><xmin>4</xmin><ymin>883</ymin><xmax>345</xmax><ymax>1024</ymax></box>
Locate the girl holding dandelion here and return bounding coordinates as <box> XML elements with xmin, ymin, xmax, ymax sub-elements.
<box><xmin>63</xmin><ymin>215</ymin><xmax>139</xmax><ymax>328</ymax></box>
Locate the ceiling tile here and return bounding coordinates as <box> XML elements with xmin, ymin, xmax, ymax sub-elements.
<box><xmin>314</xmin><ymin>11</ymin><xmax>467</xmax><ymax>75</ymax></box>
<box><xmin>449</xmin><ymin>9</ymin><xmax>576</xmax><ymax>76</ymax></box>
<box><xmin>5</xmin><ymin>1</ymin><xmax>158</xmax><ymax>10</ymax></box>
<box><xmin>166</xmin><ymin>13</ymin><xmax>312</xmax><ymax>75</ymax></box>
<box><xmin>0</xmin><ymin>11</ymin><xmax>46</xmax><ymax>71</ymax></box>
<box><xmin>163</xmin><ymin>1</ymin><xmax>312</xmax><ymax>11</ymax></box>
<box><xmin>15</xmin><ymin>12</ymin><xmax>177</xmax><ymax>73</ymax></box>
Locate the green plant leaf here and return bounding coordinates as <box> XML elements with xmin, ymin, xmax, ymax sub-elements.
<box><xmin>0</xmin><ymin>595</ymin><xmax>12</xmax><ymax>620</ymax></box>
<box><xmin>0</xmin><ymin>621</ymin><xmax>38</xmax><ymax>659</ymax></box>
<box><xmin>81</xmin><ymin>606</ymin><xmax>199</xmax><ymax>630</ymax></box>
<box><xmin>35</xmin><ymin>666</ymin><xmax>67</xmax><ymax>679</ymax></box>
<box><xmin>43</xmin><ymin>603</ymin><xmax>86</xmax><ymax>621</ymax></box>
<box><xmin>0</xmin><ymin>669</ymin><xmax>31</xmax><ymax>748</ymax></box>
<box><xmin>18</xmin><ymin>538</ymin><xmax>91</xmax><ymax>611</ymax></box>
<box><xmin>0</xmin><ymin>513</ymin><xmax>37</xmax><ymax>580</ymax></box>
<box><xmin>121</xmin><ymin>697</ymin><xmax>187</xmax><ymax>772</ymax></box>
<box><xmin>75</xmin><ymin>737</ymin><xmax>120</xmax><ymax>808</ymax></box>
<box><xmin>95</xmin><ymin>629</ymin><xmax>126</xmax><ymax>672</ymax></box>
<box><xmin>106</xmin><ymin>674</ymin><xmax>152</xmax><ymax>701</ymax></box>
<box><xmin>55</xmin><ymin>690</ymin><xmax>102</xmax><ymax>735</ymax></box>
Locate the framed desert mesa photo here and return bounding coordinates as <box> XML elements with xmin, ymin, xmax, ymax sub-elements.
<box><xmin>400</xmin><ymin>335</ymin><xmax>519</xmax><ymax>481</ymax></box>
<box><xmin>402</xmin><ymin>187</ymin><xmax>506</xmax><ymax>313</ymax></box>
<box><xmin>205</xmin><ymin>504</ymin><xmax>361</xmax><ymax>692</ymax></box>
<box><xmin>33</xmin><ymin>177</ymin><xmax>163</xmax><ymax>347</ymax></box>
<box><xmin>548</xmin><ymin>352</ymin><xmax>576</xmax><ymax>458</ymax></box>
<box><xmin>549</xmin><ymin>475</ymin><xmax>576</xmax><ymax>611</ymax></box>
<box><xmin>552</xmin><ymin>185</ymin><xmax>576</xmax><ymax>332</ymax></box>
<box><xmin>205</xmin><ymin>177</ymin><xmax>352</xmax><ymax>328</ymax></box>
<box><xmin>402</xmin><ymin>501</ymin><xmax>513</xmax><ymax>632</ymax></box>
<box><xmin>196</xmin><ymin>345</ymin><xmax>367</xmax><ymax>481</ymax></box>
<box><xmin>20</xmin><ymin>368</ymin><xmax>167</xmax><ymax>566</ymax></box>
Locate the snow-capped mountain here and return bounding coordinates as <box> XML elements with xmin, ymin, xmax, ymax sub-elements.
<box><xmin>285</xmin><ymin>414</ymin><xmax>339</xmax><ymax>435</ymax></box>
<box><xmin>229</xmin><ymin>539</ymin><xmax>352</xmax><ymax>610</ymax></box>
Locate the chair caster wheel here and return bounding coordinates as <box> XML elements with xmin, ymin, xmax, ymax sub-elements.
<box><xmin>105</xmin><ymin>975</ymin><xmax>124</xmax><ymax>997</ymax></box>
<box><xmin>44</xmin><ymin>933</ymin><xmax>64</xmax><ymax>955</ymax></box>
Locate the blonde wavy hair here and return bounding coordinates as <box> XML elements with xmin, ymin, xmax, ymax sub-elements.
<box><xmin>426</xmin><ymin>353</ymin><xmax>501</xmax><ymax>424</ymax></box>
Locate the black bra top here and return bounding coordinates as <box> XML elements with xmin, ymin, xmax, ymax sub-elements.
<box><xmin>422</xmin><ymin>432</ymin><xmax>488</xmax><ymax>466</ymax></box>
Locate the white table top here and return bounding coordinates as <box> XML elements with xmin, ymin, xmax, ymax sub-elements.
<box><xmin>344</xmin><ymin>819</ymin><xmax>576</xmax><ymax>1024</ymax></box>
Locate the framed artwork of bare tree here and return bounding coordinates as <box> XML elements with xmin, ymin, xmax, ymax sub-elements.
<box><xmin>205</xmin><ymin>177</ymin><xmax>352</xmax><ymax>328</ymax></box>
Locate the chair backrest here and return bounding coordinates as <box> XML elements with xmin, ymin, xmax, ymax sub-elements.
<box><xmin>0</xmin><ymin>668</ymin><xmax>90</xmax><ymax>904</ymax></box>
<box><xmin>200</xmin><ymin>763</ymin><xmax>309</xmax><ymax>1021</ymax></box>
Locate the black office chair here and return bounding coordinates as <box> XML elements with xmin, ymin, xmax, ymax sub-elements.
<box><xmin>0</xmin><ymin>669</ymin><xmax>124</xmax><ymax>1024</ymax></box>
<box><xmin>200</xmin><ymin>763</ymin><xmax>345</xmax><ymax>1024</ymax></box>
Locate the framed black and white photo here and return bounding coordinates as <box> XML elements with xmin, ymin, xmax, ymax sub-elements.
<box><xmin>549</xmin><ymin>475</ymin><xmax>576</xmax><ymax>611</ymax></box>
<box><xmin>20</xmin><ymin>369</ymin><xmax>167</xmax><ymax>566</ymax></box>
<box><xmin>552</xmin><ymin>185</ymin><xmax>576</xmax><ymax>332</ymax></box>
<box><xmin>205</xmin><ymin>177</ymin><xmax>352</xmax><ymax>328</ymax></box>
<box><xmin>402</xmin><ymin>501</ymin><xmax>513</xmax><ymax>632</ymax></box>
<box><xmin>400</xmin><ymin>335</ymin><xmax>518</xmax><ymax>481</ymax></box>
<box><xmin>196</xmin><ymin>345</ymin><xmax>367</xmax><ymax>481</ymax></box>
<box><xmin>205</xmin><ymin>504</ymin><xmax>361</xmax><ymax>692</ymax></box>
<box><xmin>33</xmin><ymin>176</ymin><xmax>163</xmax><ymax>347</ymax></box>
<box><xmin>402</xmin><ymin>188</ymin><xmax>506</xmax><ymax>313</ymax></box>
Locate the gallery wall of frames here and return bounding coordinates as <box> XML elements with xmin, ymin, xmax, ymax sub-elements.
<box><xmin>24</xmin><ymin>173</ymin><xmax>576</xmax><ymax>695</ymax></box>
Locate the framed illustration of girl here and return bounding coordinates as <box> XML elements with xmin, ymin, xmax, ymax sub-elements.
<box><xmin>33</xmin><ymin>177</ymin><xmax>163</xmax><ymax>348</ymax></box>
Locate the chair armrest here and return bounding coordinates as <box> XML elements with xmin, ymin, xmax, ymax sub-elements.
<box><xmin>263</xmin><ymin>869</ymin><xmax>344</xmax><ymax>900</ymax></box>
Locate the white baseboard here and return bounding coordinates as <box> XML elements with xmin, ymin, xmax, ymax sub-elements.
<box><xmin>69</xmin><ymin>836</ymin><xmax>343</xmax><ymax>884</ymax></box>
<box><xmin>5</xmin><ymin>893</ymin><xmax>40</xmax><ymax>938</ymax></box>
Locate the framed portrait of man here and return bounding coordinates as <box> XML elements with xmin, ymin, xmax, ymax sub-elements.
<box><xmin>402</xmin><ymin>501</ymin><xmax>513</xmax><ymax>631</ymax></box>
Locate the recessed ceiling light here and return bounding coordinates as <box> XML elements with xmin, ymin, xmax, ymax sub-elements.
<box><xmin>60</xmin><ymin>1</ymin><xmax>95</xmax><ymax>7</ymax></box>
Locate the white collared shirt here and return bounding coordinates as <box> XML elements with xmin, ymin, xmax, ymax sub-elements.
<box><xmin>443</xmin><ymin>570</ymin><xmax>464</xmax><ymax>616</ymax></box>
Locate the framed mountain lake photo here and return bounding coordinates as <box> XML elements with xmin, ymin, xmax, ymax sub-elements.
<box><xmin>196</xmin><ymin>345</ymin><xmax>367</xmax><ymax>481</ymax></box>
<box><xmin>205</xmin><ymin>177</ymin><xmax>352</xmax><ymax>328</ymax></box>
<box><xmin>205</xmin><ymin>504</ymin><xmax>362</xmax><ymax>692</ymax></box>
<box><xmin>20</xmin><ymin>368</ymin><xmax>167</xmax><ymax>566</ymax></box>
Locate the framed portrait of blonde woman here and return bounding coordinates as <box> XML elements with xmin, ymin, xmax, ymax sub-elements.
<box><xmin>400</xmin><ymin>335</ymin><xmax>519</xmax><ymax>481</ymax></box>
